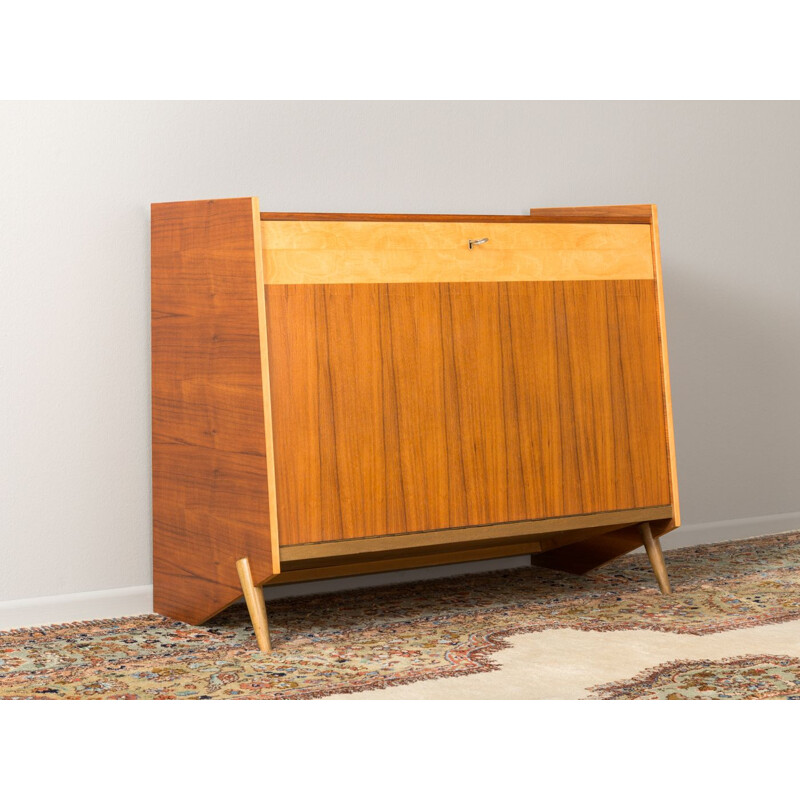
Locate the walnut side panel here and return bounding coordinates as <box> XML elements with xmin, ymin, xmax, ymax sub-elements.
<box><xmin>152</xmin><ymin>197</ymin><xmax>276</xmax><ymax>625</ymax></box>
<box><xmin>266</xmin><ymin>280</ymin><xmax>671</xmax><ymax>546</ymax></box>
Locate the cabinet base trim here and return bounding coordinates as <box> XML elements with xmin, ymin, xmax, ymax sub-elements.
<box><xmin>279</xmin><ymin>506</ymin><xmax>673</xmax><ymax>564</ymax></box>
<box><xmin>267</xmin><ymin>542</ymin><xmax>548</xmax><ymax>586</ymax></box>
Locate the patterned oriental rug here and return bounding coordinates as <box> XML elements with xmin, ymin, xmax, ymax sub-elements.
<box><xmin>2</xmin><ymin>531</ymin><xmax>800</xmax><ymax>700</ymax></box>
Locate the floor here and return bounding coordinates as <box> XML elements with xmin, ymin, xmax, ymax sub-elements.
<box><xmin>2</xmin><ymin>530</ymin><xmax>799</xmax><ymax>699</ymax></box>
<box><xmin>324</xmin><ymin>619</ymin><xmax>800</xmax><ymax>699</ymax></box>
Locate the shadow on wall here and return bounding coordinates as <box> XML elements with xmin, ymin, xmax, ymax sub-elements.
<box><xmin>665</xmin><ymin>256</ymin><xmax>800</xmax><ymax>529</ymax></box>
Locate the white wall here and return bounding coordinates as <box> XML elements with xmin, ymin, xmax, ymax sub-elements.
<box><xmin>2</xmin><ymin>102</ymin><xmax>799</xmax><ymax>621</ymax></box>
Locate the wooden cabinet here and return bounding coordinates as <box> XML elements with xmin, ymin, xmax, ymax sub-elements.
<box><xmin>151</xmin><ymin>199</ymin><xmax>679</xmax><ymax>651</ymax></box>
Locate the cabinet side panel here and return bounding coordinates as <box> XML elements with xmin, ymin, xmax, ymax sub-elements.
<box><xmin>151</xmin><ymin>197</ymin><xmax>275</xmax><ymax>625</ymax></box>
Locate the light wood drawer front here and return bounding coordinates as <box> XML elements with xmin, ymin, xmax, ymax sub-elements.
<box><xmin>261</xmin><ymin>221</ymin><xmax>654</xmax><ymax>284</ymax></box>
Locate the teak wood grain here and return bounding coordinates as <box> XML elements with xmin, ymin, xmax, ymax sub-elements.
<box><xmin>151</xmin><ymin>197</ymin><xmax>277</xmax><ymax>625</ymax></box>
<box><xmin>265</xmin><ymin>280</ymin><xmax>671</xmax><ymax>546</ymax></box>
<box><xmin>261</xmin><ymin>220</ymin><xmax>654</xmax><ymax>284</ymax></box>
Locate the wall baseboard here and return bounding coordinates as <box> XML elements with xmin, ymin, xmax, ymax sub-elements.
<box><xmin>2</xmin><ymin>511</ymin><xmax>799</xmax><ymax>632</ymax></box>
<box><xmin>0</xmin><ymin>585</ymin><xmax>153</xmax><ymax>632</ymax></box>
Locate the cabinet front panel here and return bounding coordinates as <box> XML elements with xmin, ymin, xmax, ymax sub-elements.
<box><xmin>266</xmin><ymin>280</ymin><xmax>671</xmax><ymax>545</ymax></box>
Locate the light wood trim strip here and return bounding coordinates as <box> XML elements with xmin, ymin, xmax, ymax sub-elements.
<box><xmin>251</xmin><ymin>198</ymin><xmax>281</xmax><ymax>573</ymax></box>
<box><xmin>529</xmin><ymin>205</ymin><xmax>654</xmax><ymax>224</ymax></box>
<box><xmin>261</xmin><ymin>221</ymin><xmax>654</xmax><ymax>284</ymax></box>
<box><xmin>266</xmin><ymin>542</ymin><xmax>545</xmax><ymax>586</ymax></box>
<box><xmin>279</xmin><ymin>506</ymin><xmax>673</xmax><ymax>562</ymax></box>
<box><xmin>649</xmin><ymin>206</ymin><xmax>680</xmax><ymax>528</ymax></box>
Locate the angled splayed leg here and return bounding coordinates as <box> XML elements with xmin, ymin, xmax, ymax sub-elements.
<box><xmin>236</xmin><ymin>557</ymin><xmax>272</xmax><ymax>652</ymax></box>
<box><xmin>639</xmin><ymin>522</ymin><xmax>671</xmax><ymax>595</ymax></box>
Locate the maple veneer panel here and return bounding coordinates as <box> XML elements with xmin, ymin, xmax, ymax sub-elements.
<box><xmin>261</xmin><ymin>221</ymin><xmax>654</xmax><ymax>284</ymax></box>
<box><xmin>266</xmin><ymin>280</ymin><xmax>670</xmax><ymax>546</ymax></box>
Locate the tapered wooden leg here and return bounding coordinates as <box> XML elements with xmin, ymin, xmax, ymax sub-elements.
<box><xmin>236</xmin><ymin>557</ymin><xmax>272</xmax><ymax>652</ymax></box>
<box><xmin>639</xmin><ymin>522</ymin><xmax>671</xmax><ymax>595</ymax></box>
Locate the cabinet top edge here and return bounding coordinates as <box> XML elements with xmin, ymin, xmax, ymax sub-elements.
<box><xmin>260</xmin><ymin>207</ymin><xmax>655</xmax><ymax>224</ymax></box>
<box><xmin>149</xmin><ymin>201</ymin><xmax>655</xmax><ymax>225</ymax></box>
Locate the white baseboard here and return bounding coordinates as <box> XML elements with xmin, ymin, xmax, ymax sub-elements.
<box><xmin>658</xmin><ymin>511</ymin><xmax>800</xmax><ymax>551</ymax></box>
<box><xmin>0</xmin><ymin>585</ymin><xmax>153</xmax><ymax>632</ymax></box>
<box><xmin>2</xmin><ymin>511</ymin><xmax>799</xmax><ymax>632</ymax></box>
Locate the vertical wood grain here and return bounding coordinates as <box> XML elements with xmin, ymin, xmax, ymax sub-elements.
<box><xmin>152</xmin><ymin>198</ymin><xmax>276</xmax><ymax>625</ymax></box>
<box><xmin>266</xmin><ymin>280</ymin><xmax>671</xmax><ymax>546</ymax></box>
<box><xmin>528</xmin><ymin>206</ymin><xmax>679</xmax><ymax>575</ymax></box>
